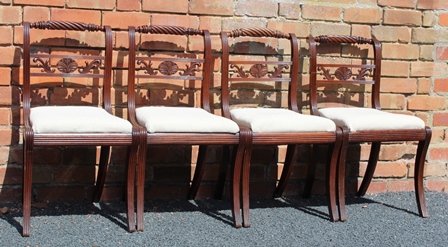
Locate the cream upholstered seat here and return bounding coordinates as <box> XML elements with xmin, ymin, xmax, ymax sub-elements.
<box><xmin>31</xmin><ymin>106</ymin><xmax>132</xmax><ymax>133</ymax></box>
<box><xmin>319</xmin><ymin>107</ymin><xmax>425</xmax><ymax>132</ymax></box>
<box><xmin>136</xmin><ymin>106</ymin><xmax>239</xmax><ymax>133</ymax></box>
<box><xmin>231</xmin><ymin>108</ymin><xmax>336</xmax><ymax>133</ymax></box>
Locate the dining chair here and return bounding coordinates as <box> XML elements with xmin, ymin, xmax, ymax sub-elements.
<box><xmin>307</xmin><ymin>35</ymin><xmax>432</xmax><ymax>221</ymax></box>
<box><xmin>220</xmin><ymin>28</ymin><xmax>344</xmax><ymax>227</ymax></box>
<box><xmin>22</xmin><ymin>21</ymin><xmax>145</xmax><ymax>236</ymax></box>
<box><xmin>127</xmin><ymin>25</ymin><xmax>251</xmax><ymax>231</ymax></box>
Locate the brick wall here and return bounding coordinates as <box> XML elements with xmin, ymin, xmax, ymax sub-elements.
<box><xmin>0</xmin><ymin>0</ymin><xmax>447</xmax><ymax>202</ymax></box>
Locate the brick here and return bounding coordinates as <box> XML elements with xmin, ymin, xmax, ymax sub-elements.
<box><xmin>199</xmin><ymin>16</ymin><xmax>222</xmax><ymax>34</ymax></box>
<box><xmin>419</xmin><ymin>45</ymin><xmax>434</xmax><ymax>61</ymax></box>
<box><xmin>351</xmin><ymin>25</ymin><xmax>371</xmax><ymax>38</ymax></box>
<box><xmin>381</xmin><ymin>61</ymin><xmax>411</xmax><ymax>77</ymax></box>
<box><xmin>0</xmin><ymin>127</ymin><xmax>19</xmax><ymax>145</ymax></box>
<box><xmin>411</xmin><ymin>28</ymin><xmax>438</xmax><ymax>44</ymax></box>
<box><xmin>433</xmin><ymin>61</ymin><xmax>448</xmax><ymax>77</ymax></box>
<box><xmin>430</xmin><ymin>147</ymin><xmax>448</xmax><ymax>161</ymax></box>
<box><xmin>344</xmin><ymin>7</ymin><xmax>382</xmax><ymax>24</ymax></box>
<box><xmin>151</xmin><ymin>14</ymin><xmax>199</xmax><ymax>29</ymax></box>
<box><xmin>371</xmin><ymin>26</ymin><xmax>411</xmax><ymax>43</ymax></box>
<box><xmin>0</xmin><ymin>165</ymin><xmax>21</xmax><ymax>184</ymax></box>
<box><xmin>0</xmin><ymin>67</ymin><xmax>11</xmax><ymax>86</ymax></box>
<box><xmin>387</xmin><ymin>180</ymin><xmax>414</xmax><ymax>192</ymax></box>
<box><xmin>434</xmin><ymin>113</ymin><xmax>448</xmax><ymax>126</ymax></box>
<box><xmin>435</xmin><ymin>78</ymin><xmax>448</xmax><ymax>92</ymax></box>
<box><xmin>410</xmin><ymin>61</ymin><xmax>434</xmax><ymax>77</ymax></box>
<box><xmin>360</xmin><ymin>161</ymin><xmax>407</xmax><ymax>178</ymax></box>
<box><xmin>379</xmin><ymin>94</ymin><xmax>406</xmax><ymax>110</ymax></box>
<box><xmin>383</xmin><ymin>9</ymin><xmax>421</xmax><ymax>26</ymax></box>
<box><xmin>440</xmin><ymin>12</ymin><xmax>448</xmax><ymax>26</ymax></box>
<box><xmin>279</xmin><ymin>2</ymin><xmax>301</xmax><ymax>19</ymax></box>
<box><xmin>417</xmin><ymin>0</ymin><xmax>448</xmax><ymax>10</ymax></box>
<box><xmin>310</xmin><ymin>23</ymin><xmax>351</xmax><ymax>36</ymax></box>
<box><xmin>66</xmin><ymin>0</ymin><xmax>115</xmax><ymax>10</ymax></box>
<box><xmin>417</xmin><ymin>78</ymin><xmax>431</xmax><ymax>94</ymax></box>
<box><xmin>436</xmin><ymin>46</ymin><xmax>448</xmax><ymax>60</ymax></box>
<box><xmin>54</xmin><ymin>166</ymin><xmax>96</xmax><ymax>183</ymax></box>
<box><xmin>0</xmin><ymin>187</ymin><xmax>21</xmax><ymax>202</ymax></box>
<box><xmin>0</xmin><ymin>6</ymin><xmax>21</xmax><ymax>24</ymax></box>
<box><xmin>267</xmin><ymin>21</ymin><xmax>309</xmax><ymax>39</ymax></box>
<box><xmin>427</xmin><ymin>180</ymin><xmax>448</xmax><ymax>192</ymax></box>
<box><xmin>51</xmin><ymin>9</ymin><xmax>101</xmax><ymax>25</ymax></box>
<box><xmin>423</xmin><ymin>11</ymin><xmax>437</xmax><ymax>27</ymax></box>
<box><xmin>0</xmin><ymin>86</ymin><xmax>19</xmax><ymax>105</ymax></box>
<box><xmin>66</xmin><ymin>31</ymin><xmax>105</xmax><ymax>48</ymax></box>
<box><xmin>379</xmin><ymin>144</ymin><xmax>416</xmax><ymax>161</ymax></box>
<box><xmin>380</xmin><ymin>78</ymin><xmax>417</xmax><ymax>93</ymax></box>
<box><xmin>49</xmin><ymin>87</ymin><xmax>99</xmax><ymax>105</ymax></box>
<box><xmin>235</xmin><ymin>0</ymin><xmax>278</xmax><ymax>18</ymax></box>
<box><xmin>13</xmin><ymin>0</ymin><xmax>64</xmax><ymax>6</ymax></box>
<box><xmin>302</xmin><ymin>5</ymin><xmax>341</xmax><ymax>21</ymax></box>
<box><xmin>0</xmin><ymin>26</ymin><xmax>12</xmax><ymax>45</ymax></box>
<box><xmin>189</xmin><ymin>0</ymin><xmax>233</xmax><ymax>16</ymax></box>
<box><xmin>360</xmin><ymin>180</ymin><xmax>387</xmax><ymax>194</ymax></box>
<box><xmin>382</xmin><ymin>43</ymin><xmax>419</xmax><ymax>60</ymax></box>
<box><xmin>0</xmin><ymin>108</ymin><xmax>9</xmax><ymax>125</ymax></box>
<box><xmin>378</xmin><ymin>0</ymin><xmax>416</xmax><ymax>8</ymax></box>
<box><xmin>23</xmin><ymin>6</ymin><xmax>49</xmax><ymax>23</ymax></box>
<box><xmin>36</xmin><ymin>186</ymin><xmax>86</xmax><ymax>201</ymax></box>
<box><xmin>103</xmin><ymin>12</ymin><xmax>150</xmax><ymax>30</ymax></box>
<box><xmin>222</xmin><ymin>18</ymin><xmax>266</xmax><ymax>31</ymax></box>
<box><xmin>407</xmin><ymin>95</ymin><xmax>445</xmax><ymax>110</ymax></box>
<box><xmin>117</xmin><ymin>0</ymin><xmax>140</xmax><ymax>11</ymax></box>
<box><xmin>142</xmin><ymin>0</ymin><xmax>188</xmax><ymax>14</ymax></box>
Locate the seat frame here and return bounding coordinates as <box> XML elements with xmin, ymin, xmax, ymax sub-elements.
<box><xmin>220</xmin><ymin>28</ymin><xmax>344</xmax><ymax>226</ymax></box>
<box><xmin>308</xmin><ymin>35</ymin><xmax>432</xmax><ymax>221</ymax></box>
<box><xmin>127</xmin><ymin>25</ymin><xmax>251</xmax><ymax>231</ymax></box>
<box><xmin>22</xmin><ymin>21</ymin><xmax>145</xmax><ymax>237</ymax></box>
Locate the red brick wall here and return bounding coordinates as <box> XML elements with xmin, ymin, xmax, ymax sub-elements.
<box><xmin>0</xmin><ymin>0</ymin><xmax>447</xmax><ymax>202</ymax></box>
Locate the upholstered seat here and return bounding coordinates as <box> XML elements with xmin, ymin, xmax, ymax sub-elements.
<box><xmin>231</xmin><ymin>108</ymin><xmax>336</xmax><ymax>133</ymax></box>
<box><xmin>31</xmin><ymin>106</ymin><xmax>132</xmax><ymax>133</ymax></box>
<box><xmin>136</xmin><ymin>106</ymin><xmax>239</xmax><ymax>133</ymax></box>
<box><xmin>319</xmin><ymin>107</ymin><xmax>425</xmax><ymax>132</ymax></box>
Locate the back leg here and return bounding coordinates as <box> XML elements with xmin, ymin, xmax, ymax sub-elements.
<box><xmin>357</xmin><ymin>142</ymin><xmax>381</xmax><ymax>197</ymax></box>
<box><xmin>274</xmin><ymin>144</ymin><xmax>297</xmax><ymax>197</ymax></box>
<box><xmin>302</xmin><ymin>144</ymin><xmax>319</xmax><ymax>198</ymax></box>
<box><xmin>93</xmin><ymin>146</ymin><xmax>111</xmax><ymax>203</ymax></box>
<box><xmin>22</xmin><ymin>134</ymin><xmax>34</xmax><ymax>237</ymax></box>
<box><xmin>414</xmin><ymin>127</ymin><xmax>431</xmax><ymax>218</ymax></box>
<box><xmin>187</xmin><ymin>145</ymin><xmax>208</xmax><ymax>200</ymax></box>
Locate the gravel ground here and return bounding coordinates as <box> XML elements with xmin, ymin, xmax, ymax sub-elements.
<box><xmin>1</xmin><ymin>191</ymin><xmax>448</xmax><ymax>246</ymax></box>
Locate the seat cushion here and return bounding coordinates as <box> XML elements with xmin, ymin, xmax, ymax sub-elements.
<box><xmin>136</xmin><ymin>106</ymin><xmax>240</xmax><ymax>133</ymax></box>
<box><xmin>230</xmin><ymin>108</ymin><xmax>336</xmax><ymax>133</ymax></box>
<box><xmin>319</xmin><ymin>107</ymin><xmax>425</xmax><ymax>132</ymax></box>
<box><xmin>30</xmin><ymin>106</ymin><xmax>132</xmax><ymax>133</ymax></box>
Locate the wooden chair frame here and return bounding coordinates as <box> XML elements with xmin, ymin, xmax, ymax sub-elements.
<box><xmin>127</xmin><ymin>25</ymin><xmax>251</xmax><ymax>231</ymax></box>
<box><xmin>220</xmin><ymin>28</ymin><xmax>344</xmax><ymax>226</ymax></box>
<box><xmin>22</xmin><ymin>21</ymin><xmax>145</xmax><ymax>236</ymax></box>
<box><xmin>308</xmin><ymin>35</ymin><xmax>432</xmax><ymax>221</ymax></box>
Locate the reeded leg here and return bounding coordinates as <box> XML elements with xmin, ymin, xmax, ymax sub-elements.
<box><xmin>415</xmin><ymin>127</ymin><xmax>431</xmax><ymax>218</ymax></box>
<box><xmin>325</xmin><ymin>143</ymin><xmax>339</xmax><ymax>222</ymax></box>
<box><xmin>336</xmin><ymin>128</ymin><xmax>348</xmax><ymax>222</ymax></box>
<box><xmin>357</xmin><ymin>142</ymin><xmax>381</xmax><ymax>197</ymax></box>
<box><xmin>241</xmin><ymin>130</ymin><xmax>252</xmax><ymax>228</ymax></box>
<box><xmin>22</xmin><ymin>135</ymin><xmax>33</xmax><ymax>237</ymax></box>
<box><xmin>214</xmin><ymin>145</ymin><xmax>230</xmax><ymax>199</ymax></box>
<box><xmin>230</xmin><ymin>144</ymin><xmax>243</xmax><ymax>228</ymax></box>
<box><xmin>303</xmin><ymin>144</ymin><xmax>319</xmax><ymax>198</ymax></box>
<box><xmin>274</xmin><ymin>145</ymin><xmax>297</xmax><ymax>197</ymax></box>
<box><xmin>93</xmin><ymin>146</ymin><xmax>111</xmax><ymax>203</ymax></box>
<box><xmin>136</xmin><ymin>131</ymin><xmax>147</xmax><ymax>232</ymax></box>
<box><xmin>188</xmin><ymin>145</ymin><xmax>208</xmax><ymax>200</ymax></box>
<box><xmin>126</xmin><ymin>144</ymin><xmax>138</xmax><ymax>233</ymax></box>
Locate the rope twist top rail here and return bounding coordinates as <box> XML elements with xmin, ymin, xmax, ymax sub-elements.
<box><xmin>227</xmin><ymin>28</ymin><xmax>290</xmax><ymax>39</ymax></box>
<box><xmin>315</xmin><ymin>35</ymin><xmax>373</xmax><ymax>44</ymax></box>
<box><xmin>136</xmin><ymin>25</ymin><xmax>204</xmax><ymax>36</ymax></box>
<box><xmin>30</xmin><ymin>21</ymin><xmax>105</xmax><ymax>32</ymax></box>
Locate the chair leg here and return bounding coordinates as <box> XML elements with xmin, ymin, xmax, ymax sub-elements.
<box><xmin>336</xmin><ymin>128</ymin><xmax>349</xmax><ymax>222</ymax></box>
<box><xmin>303</xmin><ymin>144</ymin><xmax>319</xmax><ymax>198</ymax></box>
<box><xmin>92</xmin><ymin>146</ymin><xmax>111</xmax><ymax>203</ymax></box>
<box><xmin>357</xmin><ymin>142</ymin><xmax>381</xmax><ymax>197</ymax></box>
<box><xmin>188</xmin><ymin>145</ymin><xmax>208</xmax><ymax>200</ymax></box>
<box><xmin>274</xmin><ymin>144</ymin><xmax>297</xmax><ymax>197</ymax></box>
<box><xmin>230</xmin><ymin>144</ymin><xmax>243</xmax><ymax>228</ymax></box>
<box><xmin>125</xmin><ymin>144</ymin><xmax>138</xmax><ymax>233</ymax></box>
<box><xmin>22</xmin><ymin>134</ymin><xmax>34</xmax><ymax>237</ymax></box>
<box><xmin>415</xmin><ymin>127</ymin><xmax>432</xmax><ymax>218</ymax></box>
<box><xmin>325</xmin><ymin>143</ymin><xmax>339</xmax><ymax>222</ymax></box>
<box><xmin>136</xmin><ymin>131</ymin><xmax>147</xmax><ymax>232</ymax></box>
<box><xmin>240</xmin><ymin>129</ymin><xmax>252</xmax><ymax>228</ymax></box>
<box><xmin>214</xmin><ymin>145</ymin><xmax>230</xmax><ymax>199</ymax></box>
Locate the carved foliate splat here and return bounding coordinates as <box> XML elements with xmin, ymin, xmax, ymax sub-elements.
<box><xmin>334</xmin><ymin>67</ymin><xmax>352</xmax><ymax>80</ymax></box>
<box><xmin>318</xmin><ymin>66</ymin><xmax>372</xmax><ymax>81</ymax></box>
<box><xmin>180</xmin><ymin>62</ymin><xmax>201</xmax><ymax>76</ymax></box>
<box><xmin>230</xmin><ymin>64</ymin><xmax>249</xmax><ymax>78</ymax></box>
<box><xmin>269</xmin><ymin>64</ymin><xmax>289</xmax><ymax>78</ymax></box>
<box><xmin>249</xmin><ymin>64</ymin><xmax>268</xmax><ymax>78</ymax></box>
<box><xmin>158</xmin><ymin>61</ymin><xmax>178</xmax><ymax>75</ymax></box>
<box><xmin>79</xmin><ymin>59</ymin><xmax>101</xmax><ymax>74</ymax></box>
<box><xmin>56</xmin><ymin>58</ymin><xmax>78</xmax><ymax>73</ymax></box>
<box><xmin>33</xmin><ymin>57</ymin><xmax>55</xmax><ymax>73</ymax></box>
<box><xmin>137</xmin><ymin>60</ymin><xmax>157</xmax><ymax>75</ymax></box>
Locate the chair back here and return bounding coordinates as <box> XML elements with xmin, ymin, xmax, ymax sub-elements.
<box><xmin>308</xmin><ymin>35</ymin><xmax>382</xmax><ymax>115</ymax></box>
<box><xmin>220</xmin><ymin>28</ymin><xmax>299</xmax><ymax>118</ymax></box>
<box><xmin>127</xmin><ymin>25</ymin><xmax>213</xmax><ymax>115</ymax></box>
<box><xmin>23</xmin><ymin>21</ymin><xmax>113</xmax><ymax>122</ymax></box>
